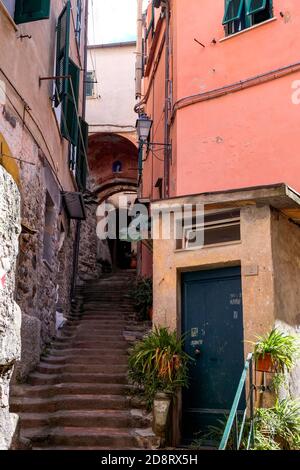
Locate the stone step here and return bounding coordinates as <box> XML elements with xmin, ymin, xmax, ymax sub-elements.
<box><xmin>32</xmin><ymin>446</ymin><xmax>140</xmax><ymax>450</ymax></box>
<box><xmin>41</xmin><ymin>355</ymin><xmax>128</xmax><ymax>365</ymax></box>
<box><xmin>11</xmin><ymin>394</ymin><xmax>130</xmax><ymax>413</ymax></box>
<box><xmin>19</xmin><ymin>409</ymin><xmax>149</xmax><ymax>429</ymax></box>
<box><xmin>13</xmin><ymin>383</ymin><xmax>131</xmax><ymax>399</ymax></box>
<box><xmin>28</xmin><ymin>372</ymin><xmax>128</xmax><ymax>386</ymax></box>
<box><xmin>50</xmin><ymin>341</ymin><xmax>128</xmax><ymax>357</ymax></box>
<box><xmin>36</xmin><ymin>363</ymin><xmax>128</xmax><ymax>374</ymax></box>
<box><xmin>52</xmin><ymin>339</ymin><xmax>127</xmax><ymax>349</ymax></box>
<box><xmin>23</xmin><ymin>427</ymin><xmax>140</xmax><ymax>448</ymax></box>
<box><xmin>51</xmin><ymin>342</ymin><xmax>128</xmax><ymax>351</ymax></box>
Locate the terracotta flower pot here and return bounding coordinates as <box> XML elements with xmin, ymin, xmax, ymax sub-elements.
<box><xmin>256</xmin><ymin>353</ymin><xmax>277</xmax><ymax>373</ymax></box>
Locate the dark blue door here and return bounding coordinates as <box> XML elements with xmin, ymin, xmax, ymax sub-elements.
<box><xmin>182</xmin><ymin>266</ymin><xmax>245</xmax><ymax>440</ymax></box>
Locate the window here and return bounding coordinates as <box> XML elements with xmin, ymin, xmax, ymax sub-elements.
<box><xmin>54</xmin><ymin>3</ymin><xmax>80</xmax><ymax>145</ymax></box>
<box><xmin>76</xmin><ymin>118</ymin><xmax>88</xmax><ymax>191</ymax></box>
<box><xmin>223</xmin><ymin>0</ymin><xmax>273</xmax><ymax>36</ymax></box>
<box><xmin>113</xmin><ymin>161</ymin><xmax>122</xmax><ymax>174</ymax></box>
<box><xmin>176</xmin><ymin>209</ymin><xmax>241</xmax><ymax>250</ymax></box>
<box><xmin>86</xmin><ymin>71</ymin><xmax>96</xmax><ymax>98</ymax></box>
<box><xmin>61</xmin><ymin>58</ymin><xmax>80</xmax><ymax>145</ymax></box>
<box><xmin>14</xmin><ymin>0</ymin><xmax>50</xmax><ymax>24</ymax></box>
<box><xmin>55</xmin><ymin>2</ymin><xmax>71</xmax><ymax>107</ymax></box>
<box><xmin>69</xmin><ymin>118</ymin><xmax>88</xmax><ymax>192</ymax></box>
<box><xmin>75</xmin><ymin>0</ymin><xmax>82</xmax><ymax>48</ymax></box>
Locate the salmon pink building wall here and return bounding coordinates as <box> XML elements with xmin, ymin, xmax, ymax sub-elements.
<box><xmin>140</xmin><ymin>0</ymin><xmax>300</xmax><ymax>199</ymax></box>
<box><xmin>172</xmin><ymin>0</ymin><xmax>300</xmax><ymax>196</ymax></box>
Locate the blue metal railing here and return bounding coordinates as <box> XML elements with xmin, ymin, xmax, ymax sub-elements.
<box><xmin>219</xmin><ymin>353</ymin><xmax>255</xmax><ymax>450</ymax></box>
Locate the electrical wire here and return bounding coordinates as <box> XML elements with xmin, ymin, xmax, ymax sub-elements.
<box><xmin>0</xmin><ymin>79</ymin><xmax>63</xmax><ymax>190</ymax></box>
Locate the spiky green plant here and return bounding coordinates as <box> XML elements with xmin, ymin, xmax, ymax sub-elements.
<box><xmin>128</xmin><ymin>326</ymin><xmax>191</xmax><ymax>408</ymax></box>
<box><xmin>252</xmin><ymin>328</ymin><xmax>300</xmax><ymax>372</ymax></box>
<box><xmin>255</xmin><ymin>399</ymin><xmax>300</xmax><ymax>450</ymax></box>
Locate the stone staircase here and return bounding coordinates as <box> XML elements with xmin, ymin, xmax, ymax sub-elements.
<box><xmin>10</xmin><ymin>271</ymin><xmax>156</xmax><ymax>450</ymax></box>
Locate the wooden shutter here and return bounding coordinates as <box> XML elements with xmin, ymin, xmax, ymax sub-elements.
<box><xmin>14</xmin><ymin>0</ymin><xmax>50</xmax><ymax>24</ymax></box>
<box><xmin>76</xmin><ymin>118</ymin><xmax>89</xmax><ymax>191</ymax></box>
<box><xmin>222</xmin><ymin>0</ymin><xmax>244</xmax><ymax>24</ymax></box>
<box><xmin>55</xmin><ymin>1</ymin><xmax>71</xmax><ymax>107</ymax></box>
<box><xmin>246</xmin><ymin>0</ymin><xmax>267</xmax><ymax>15</ymax></box>
<box><xmin>61</xmin><ymin>59</ymin><xmax>80</xmax><ymax>145</ymax></box>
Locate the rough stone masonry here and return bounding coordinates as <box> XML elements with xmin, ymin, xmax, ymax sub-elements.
<box><xmin>0</xmin><ymin>165</ymin><xmax>21</xmax><ymax>449</ymax></box>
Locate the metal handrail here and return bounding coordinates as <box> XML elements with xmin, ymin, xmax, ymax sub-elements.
<box><xmin>219</xmin><ymin>353</ymin><xmax>255</xmax><ymax>450</ymax></box>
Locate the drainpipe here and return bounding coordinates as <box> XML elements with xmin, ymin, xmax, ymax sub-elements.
<box><xmin>136</xmin><ymin>0</ymin><xmax>143</xmax><ymax>100</ymax></box>
<box><xmin>71</xmin><ymin>0</ymin><xmax>89</xmax><ymax>299</ymax></box>
<box><xmin>163</xmin><ymin>0</ymin><xmax>171</xmax><ymax>198</ymax></box>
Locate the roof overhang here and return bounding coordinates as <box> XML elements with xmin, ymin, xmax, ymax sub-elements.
<box><xmin>62</xmin><ymin>192</ymin><xmax>86</xmax><ymax>220</ymax></box>
<box><xmin>151</xmin><ymin>184</ymin><xmax>300</xmax><ymax>224</ymax></box>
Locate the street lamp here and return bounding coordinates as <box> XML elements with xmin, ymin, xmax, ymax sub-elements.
<box><xmin>136</xmin><ymin>113</ymin><xmax>153</xmax><ymax>143</ymax></box>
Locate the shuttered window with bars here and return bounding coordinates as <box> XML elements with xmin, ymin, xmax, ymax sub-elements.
<box><xmin>61</xmin><ymin>58</ymin><xmax>80</xmax><ymax>145</ymax></box>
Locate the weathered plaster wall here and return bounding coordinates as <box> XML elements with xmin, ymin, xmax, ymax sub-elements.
<box><xmin>0</xmin><ymin>165</ymin><xmax>21</xmax><ymax>449</ymax></box>
<box><xmin>271</xmin><ymin>210</ymin><xmax>300</xmax><ymax>398</ymax></box>
<box><xmin>78</xmin><ymin>197</ymin><xmax>102</xmax><ymax>282</ymax></box>
<box><xmin>0</xmin><ymin>108</ymin><xmax>75</xmax><ymax>381</ymax></box>
<box><xmin>0</xmin><ymin>0</ymin><xmax>86</xmax><ymax>192</ymax></box>
<box><xmin>86</xmin><ymin>43</ymin><xmax>137</xmax><ymax>134</ymax></box>
<box><xmin>153</xmin><ymin>204</ymin><xmax>275</xmax><ymax>354</ymax></box>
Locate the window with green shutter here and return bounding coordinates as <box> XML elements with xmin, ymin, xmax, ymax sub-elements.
<box><xmin>223</xmin><ymin>0</ymin><xmax>273</xmax><ymax>36</ymax></box>
<box><xmin>246</xmin><ymin>0</ymin><xmax>267</xmax><ymax>15</ymax></box>
<box><xmin>55</xmin><ymin>1</ymin><xmax>71</xmax><ymax>108</ymax></box>
<box><xmin>14</xmin><ymin>0</ymin><xmax>50</xmax><ymax>24</ymax></box>
<box><xmin>61</xmin><ymin>59</ymin><xmax>80</xmax><ymax>145</ymax></box>
<box><xmin>75</xmin><ymin>0</ymin><xmax>82</xmax><ymax>48</ymax></box>
<box><xmin>222</xmin><ymin>0</ymin><xmax>244</xmax><ymax>25</ymax></box>
<box><xmin>76</xmin><ymin>118</ymin><xmax>89</xmax><ymax>191</ymax></box>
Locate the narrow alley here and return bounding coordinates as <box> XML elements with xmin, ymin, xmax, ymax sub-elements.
<box><xmin>1</xmin><ymin>0</ymin><xmax>300</xmax><ymax>459</ymax></box>
<box><xmin>11</xmin><ymin>271</ymin><xmax>154</xmax><ymax>450</ymax></box>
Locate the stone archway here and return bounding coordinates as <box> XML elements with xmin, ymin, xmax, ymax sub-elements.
<box><xmin>89</xmin><ymin>132</ymin><xmax>138</xmax><ymax>271</ymax></box>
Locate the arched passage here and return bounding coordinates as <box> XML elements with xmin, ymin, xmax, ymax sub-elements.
<box><xmin>88</xmin><ymin>132</ymin><xmax>138</xmax><ymax>270</ymax></box>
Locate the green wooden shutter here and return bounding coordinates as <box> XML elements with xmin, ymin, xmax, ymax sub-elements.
<box><xmin>75</xmin><ymin>0</ymin><xmax>82</xmax><ymax>47</ymax></box>
<box><xmin>14</xmin><ymin>0</ymin><xmax>50</xmax><ymax>24</ymax></box>
<box><xmin>246</xmin><ymin>0</ymin><xmax>267</xmax><ymax>15</ymax></box>
<box><xmin>55</xmin><ymin>1</ymin><xmax>71</xmax><ymax>107</ymax></box>
<box><xmin>61</xmin><ymin>59</ymin><xmax>80</xmax><ymax>145</ymax></box>
<box><xmin>223</xmin><ymin>0</ymin><xmax>244</xmax><ymax>24</ymax></box>
<box><xmin>76</xmin><ymin>118</ymin><xmax>89</xmax><ymax>191</ymax></box>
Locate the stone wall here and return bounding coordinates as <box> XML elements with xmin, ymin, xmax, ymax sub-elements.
<box><xmin>271</xmin><ymin>209</ymin><xmax>300</xmax><ymax>399</ymax></box>
<box><xmin>77</xmin><ymin>192</ymin><xmax>103</xmax><ymax>283</ymax></box>
<box><xmin>1</xmin><ymin>106</ymin><xmax>76</xmax><ymax>382</ymax></box>
<box><xmin>0</xmin><ymin>166</ymin><xmax>21</xmax><ymax>450</ymax></box>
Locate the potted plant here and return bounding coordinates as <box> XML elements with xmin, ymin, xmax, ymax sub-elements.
<box><xmin>128</xmin><ymin>327</ymin><xmax>192</xmax><ymax>442</ymax></box>
<box><xmin>253</xmin><ymin>328</ymin><xmax>299</xmax><ymax>374</ymax></box>
<box><xmin>130</xmin><ymin>276</ymin><xmax>153</xmax><ymax>320</ymax></box>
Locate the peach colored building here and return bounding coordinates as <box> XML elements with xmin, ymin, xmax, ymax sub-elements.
<box><xmin>137</xmin><ymin>0</ymin><xmax>300</xmax><ymax>443</ymax></box>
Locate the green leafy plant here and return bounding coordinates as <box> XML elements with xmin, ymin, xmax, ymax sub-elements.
<box><xmin>191</xmin><ymin>399</ymin><xmax>300</xmax><ymax>451</ymax></box>
<box><xmin>252</xmin><ymin>328</ymin><xmax>299</xmax><ymax>372</ymax></box>
<box><xmin>128</xmin><ymin>326</ymin><xmax>191</xmax><ymax>408</ymax></box>
<box><xmin>255</xmin><ymin>399</ymin><xmax>300</xmax><ymax>450</ymax></box>
<box><xmin>130</xmin><ymin>276</ymin><xmax>153</xmax><ymax>320</ymax></box>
